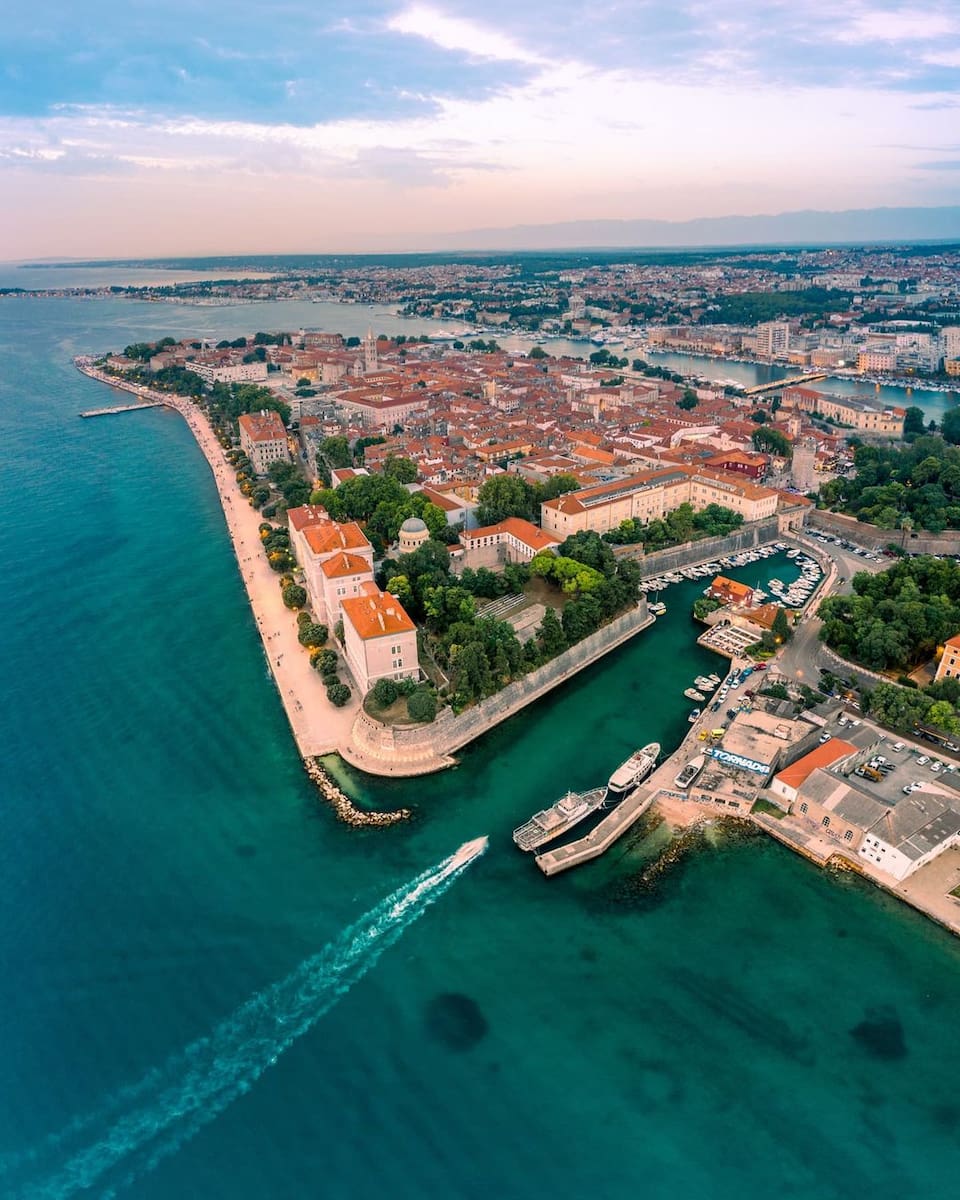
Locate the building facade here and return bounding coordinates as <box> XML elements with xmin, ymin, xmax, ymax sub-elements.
<box><xmin>238</xmin><ymin>410</ymin><xmax>290</xmax><ymax>475</ymax></box>
<box><xmin>540</xmin><ymin>466</ymin><xmax>779</xmax><ymax>539</ymax></box>
<box><xmin>341</xmin><ymin>583</ymin><xmax>420</xmax><ymax>695</ymax></box>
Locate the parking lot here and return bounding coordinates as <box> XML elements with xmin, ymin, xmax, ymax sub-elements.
<box><xmin>819</xmin><ymin>710</ymin><xmax>960</xmax><ymax>804</ymax></box>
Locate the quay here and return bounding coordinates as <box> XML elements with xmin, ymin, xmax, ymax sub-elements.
<box><xmin>80</xmin><ymin>401</ymin><xmax>165</xmax><ymax>417</ymax></box>
<box><xmin>535</xmin><ymin>785</ymin><xmax>658</xmax><ymax>875</ymax></box>
<box><xmin>536</xmin><ymin>662</ymin><xmax>742</xmax><ymax>876</ymax></box>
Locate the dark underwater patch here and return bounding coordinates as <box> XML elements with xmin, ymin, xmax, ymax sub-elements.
<box><xmin>234</xmin><ymin>844</ymin><xmax>257</xmax><ymax>858</ymax></box>
<box><xmin>850</xmin><ymin>1006</ymin><xmax>907</xmax><ymax>1060</ymax></box>
<box><xmin>425</xmin><ymin>992</ymin><xmax>489</xmax><ymax>1051</ymax></box>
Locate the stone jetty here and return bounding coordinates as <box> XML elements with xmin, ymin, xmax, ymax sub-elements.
<box><xmin>304</xmin><ymin>757</ymin><xmax>410</xmax><ymax>827</ymax></box>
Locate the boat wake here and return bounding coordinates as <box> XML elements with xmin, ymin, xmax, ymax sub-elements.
<box><xmin>5</xmin><ymin>837</ymin><xmax>487</xmax><ymax>1199</ymax></box>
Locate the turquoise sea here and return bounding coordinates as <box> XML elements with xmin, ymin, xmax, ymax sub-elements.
<box><xmin>2</xmin><ymin>294</ymin><xmax>960</xmax><ymax>1200</ymax></box>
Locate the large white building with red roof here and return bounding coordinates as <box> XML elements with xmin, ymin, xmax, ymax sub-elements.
<box><xmin>238</xmin><ymin>410</ymin><xmax>290</xmax><ymax>475</ymax></box>
<box><xmin>287</xmin><ymin>505</ymin><xmax>375</xmax><ymax>627</ymax></box>
<box><xmin>341</xmin><ymin>582</ymin><xmax>419</xmax><ymax>695</ymax></box>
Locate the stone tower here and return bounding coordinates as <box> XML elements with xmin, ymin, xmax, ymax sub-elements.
<box><xmin>363</xmin><ymin>328</ymin><xmax>378</xmax><ymax>374</ymax></box>
<box><xmin>791</xmin><ymin>437</ymin><xmax>817</xmax><ymax>493</ymax></box>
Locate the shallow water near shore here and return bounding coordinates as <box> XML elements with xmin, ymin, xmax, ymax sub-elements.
<box><xmin>2</xmin><ymin>296</ymin><xmax>960</xmax><ymax>1199</ymax></box>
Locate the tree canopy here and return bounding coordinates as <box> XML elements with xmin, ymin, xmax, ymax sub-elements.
<box><xmin>818</xmin><ymin>436</ymin><xmax>960</xmax><ymax>532</ymax></box>
<box><xmin>818</xmin><ymin>556</ymin><xmax>960</xmax><ymax>670</ymax></box>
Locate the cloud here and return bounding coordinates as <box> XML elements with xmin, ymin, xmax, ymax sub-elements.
<box><xmin>916</xmin><ymin>159</ymin><xmax>960</xmax><ymax>170</ymax></box>
<box><xmin>833</xmin><ymin>6</ymin><xmax>958</xmax><ymax>43</ymax></box>
<box><xmin>386</xmin><ymin>4</ymin><xmax>546</xmax><ymax>65</ymax></box>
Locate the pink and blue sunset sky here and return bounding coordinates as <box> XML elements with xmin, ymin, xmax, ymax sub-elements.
<box><xmin>3</xmin><ymin>1</ymin><xmax>960</xmax><ymax>258</ymax></box>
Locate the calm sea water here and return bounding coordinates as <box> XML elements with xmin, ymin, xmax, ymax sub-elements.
<box><xmin>2</xmin><ymin>295</ymin><xmax>960</xmax><ymax>1200</ymax></box>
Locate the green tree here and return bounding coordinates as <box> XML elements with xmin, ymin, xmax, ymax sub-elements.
<box><xmin>476</xmin><ymin>474</ymin><xmax>535</xmax><ymax>524</ymax></box>
<box><xmin>903</xmin><ymin>405</ymin><xmax>926</xmax><ymax>440</ymax></box>
<box><xmin>313</xmin><ymin>648</ymin><xmax>338</xmax><ymax>677</ymax></box>
<box><xmin>319</xmin><ymin>435</ymin><xmax>352</xmax><ymax>468</ymax></box>
<box><xmin>771</xmin><ymin>606</ymin><xmax>792</xmax><ymax>643</ymax></box>
<box><xmin>298</xmin><ymin>622</ymin><xmax>328</xmax><ymax>648</ymax></box>
<box><xmin>383</xmin><ymin>456</ymin><xmax>418</xmax><ymax>483</ymax></box>
<box><xmin>454</xmin><ymin>642</ymin><xmax>491</xmax><ymax>700</ymax></box>
<box><xmin>407</xmin><ymin>688</ymin><xmax>437</xmax><ymax>722</ymax></box>
<box><xmin>528</xmin><ymin>345</ymin><xmax>548</xmax><ymax>360</ymax></box>
<box><xmin>752</xmin><ymin>426</ymin><xmax>792</xmax><ymax>457</ymax></box>
<box><xmin>677</xmin><ymin>388</ymin><xmax>699</xmax><ymax>410</ymax></box>
<box><xmin>282</xmin><ymin>583</ymin><xmax>307</xmax><ymax>609</ymax></box>
<box><xmin>326</xmin><ymin>681</ymin><xmax>351</xmax><ymax>707</ymax></box>
<box><xmin>941</xmin><ymin>408</ymin><xmax>960</xmax><ymax>445</ymax></box>
<box><xmin>537</xmin><ymin>607</ymin><xmax>567</xmax><ymax>657</ymax></box>
<box><xmin>371</xmin><ymin>677</ymin><xmax>399</xmax><ymax>708</ymax></box>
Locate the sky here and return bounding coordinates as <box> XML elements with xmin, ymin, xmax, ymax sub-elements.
<box><xmin>2</xmin><ymin>1</ymin><xmax>960</xmax><ymax>258</ymax></box>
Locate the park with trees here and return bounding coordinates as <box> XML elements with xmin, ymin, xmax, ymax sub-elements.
<box><xmin>377</xmin><ymin>530</ymin><xmax>642</xmax><ymax>713</ymax></box>
<box><xmin>818</xmin><ymin>556</ymin><xmax>960</xmax><ymax>672</ymax></box>
<box><xmin>818</xmin><ymin>435</ymin><xmax>960</xmax><ymax>533</ymax></box>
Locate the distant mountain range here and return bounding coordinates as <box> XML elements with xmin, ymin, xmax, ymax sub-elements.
<box><xmin>420</xmin><ymin>206</ymin><xmax>960</xmax><ymax>251</ymax></box>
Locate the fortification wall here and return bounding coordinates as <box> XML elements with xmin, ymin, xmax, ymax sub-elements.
<box><xmin>344</xmin><ymin>602</ymin><xmax>654</xmax><ymax>775</ymax></box>
<box><xmin>639</xmin><ymin>518</ymin><xmax>781</xmax><ymax>577</ymax></box>
<box><xmin>808</xmin><ymin>510</ymin><xmax>960</xmax><ymax>554</ymax></box>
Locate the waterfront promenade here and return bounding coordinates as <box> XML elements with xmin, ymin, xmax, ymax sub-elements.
<box><xmin>75</xmin><ymin>359</ymin><xmax>359</xmax><ymax>757</ymax></box>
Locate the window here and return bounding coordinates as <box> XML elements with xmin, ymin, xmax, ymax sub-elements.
<box><xmin>800</xmin><ymin>803</ymin><xmax>808</xmax><ymax>814</ymax></box>
<box><xmin>821</xmin><ymin>816</ymin><xmax>830</xmax><ymax>828</ymax></box>
<box><xmin>844</xmin><ymin>830</ymin><xmax>853</xmax><ymax>841</ymax></box>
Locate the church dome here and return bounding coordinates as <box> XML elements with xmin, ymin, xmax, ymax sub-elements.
<box><xmin>400</xmin><ymin>517</ymin><xmax>428</xmax><ymax>534</ymax></box>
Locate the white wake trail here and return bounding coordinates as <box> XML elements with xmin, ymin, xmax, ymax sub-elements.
<box><xmin>11</xmin><ymin>838</ymin><xmax>486</xmax><ymax>1200</ymax></box>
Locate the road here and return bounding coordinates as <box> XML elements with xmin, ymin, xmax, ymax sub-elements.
<box><xmin>776</xmin><ymin>531</ymin><xmax>886</xmax><ymax>687</ymax></box>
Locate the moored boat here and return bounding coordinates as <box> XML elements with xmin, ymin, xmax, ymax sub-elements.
<box><xmin>687</xmin><ymin>707</ymin><xmax>702</xmax><ymax>723</ymax></box>
<box><xmin>674</xmin><ymin>754</ymin><xmax>706</xmax><ymax>789</ymax></box>
<box><xmin>684</xmin><ymin>687</ymin><xmax>706</xmax><ymax>701</ymax></box>
<box><xmin>513</xmin><ymin>787</ymin><xmax>607</xmax><ymax>851</ymax></box>
<box><xmin>605</xmin><ymin>742</ymin><xmax>660</xmax><ymax>803</ymax></box>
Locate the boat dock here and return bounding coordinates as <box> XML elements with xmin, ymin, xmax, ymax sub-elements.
<box><xmin>79</xmin><ymin>401</ymin><xmax>165</xmax><ymax>418</ymax></box>
<box><xmin>535</xmin><ymin>784</ymin><xmax>658</xmax><ymax>875</ymax></box>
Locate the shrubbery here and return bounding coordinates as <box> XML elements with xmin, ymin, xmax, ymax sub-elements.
<box><xmin>326</xmin><ymin>681</ymin><xmax>351</xmax><ymax>707</ymax></box>
<box><xmin>407</xmin><ymin>688</ymin><xmax>437</xmax><ymax>723</ymax></box>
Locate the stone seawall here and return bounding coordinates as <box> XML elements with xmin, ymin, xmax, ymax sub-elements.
<box><xmin>342</xmin><ymin>603</ymin><xmax>655</xmax><ymax>777</ymax></box>
<box><xmin>808</xmin><ymin>510</ymin><xmax>960</xmax><ymax>555</ymax></box>
<box><xmin>639</xmin><ymin>519</ymin><xmax>781</xmax><ymax>578</ymax></box>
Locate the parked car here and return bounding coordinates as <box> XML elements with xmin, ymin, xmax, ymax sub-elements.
<box><xmin>819</xmin><ymin>733</ymin><xmax>832</xmax><ymax>744</ymax></box>
<box><xmin>917</xmin><ymin>755</ymin><xmax>930</xmax><ymax>766</ymax></box>
<box><xmin>891</xmin><ymin>741</ymin><xmax>905</xmax><ymax>753</ymax></box>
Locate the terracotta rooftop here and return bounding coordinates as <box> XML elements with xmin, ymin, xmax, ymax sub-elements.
<box><xmin>238</xmin><ymin>411</ymin><xmax>286</xmax><ymax>441</ymax></box>
<box><xmin>774</xmin><ymin>740</ymin><xmax>857</xmax><ymax>790</ymax></box>
<box><xmin>303</xmin><ymin>520</ymin><xmax>370</xmax><ymax>556</ymax></box>
<box><xmin>320</xmin><ymin>551</ymin><xmax>373</xmax><ymax>580</ymax></box>
<box><xmin>341</xmin><ymin>589</ymin><xmax>416</xmax><ymax>640</ymax></box>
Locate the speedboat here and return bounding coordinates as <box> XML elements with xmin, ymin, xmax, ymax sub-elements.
<box><xmin>684</xmin><ymin>687</ymin><xmax>706</xmax><ymax>702</ymax></box>
<box><xmin>674</xmin><ymin>755</ymin><xmax>706</xmax><ymax>789</ymax></box>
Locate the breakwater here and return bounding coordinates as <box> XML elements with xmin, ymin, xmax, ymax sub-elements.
<box><xmin>304</xmin><ymin>758</ymin><xmax>410</xmax><ymax>826</ymax></box>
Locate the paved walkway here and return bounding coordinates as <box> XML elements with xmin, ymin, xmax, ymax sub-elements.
<box><xmin>76</xmin><ymin>362</ymin><xmax>360</xmax><ymax>758</ymax></box>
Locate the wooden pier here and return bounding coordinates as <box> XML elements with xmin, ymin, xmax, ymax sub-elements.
<box><xmin>79</xmin><ymin>401</ymin><xmax>165</xmax><ymax>418</ymax></box>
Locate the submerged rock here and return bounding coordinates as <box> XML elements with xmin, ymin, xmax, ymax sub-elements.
<box><xmin>850</xmin><ymin>1006</ymin><xmax>907</xmax><ymax>1060</ymax></box>
<box><xmin>425</xmin><ymin>992</ymin><xmax>489</xmax><ymax>1051</ymax></box>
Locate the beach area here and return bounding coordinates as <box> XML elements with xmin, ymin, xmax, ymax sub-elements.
<box><xmin>75</xmin><ymin>360</ymin><xmax>360</xmax><ymax>759</ymax></box>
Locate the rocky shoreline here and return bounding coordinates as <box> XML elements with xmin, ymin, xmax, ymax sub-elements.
<box><xmin>304</xmin><ymin>757</ymin><xmax>411</xmax><ymax>827</ymax></box>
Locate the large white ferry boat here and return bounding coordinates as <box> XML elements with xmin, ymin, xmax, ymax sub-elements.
<box><xmin>605</xmin><ymin>742</ymin><xmax>660</xmax><ymax>803</ymax></box>
<box><xmin>513</xmin><ymin>787</ymin><xmax>607</xmax><ymax>851</ymax></box>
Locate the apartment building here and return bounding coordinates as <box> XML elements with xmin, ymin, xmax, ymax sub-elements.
<box><xmin>238</xmin><ymin>410</ymin><xmax>290</xmax><ymax>474</ymax></box>
<box><xmin>540</xmin><ymin>466</ymin><xmax>778</xmax><ymax>539</ymax></box>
